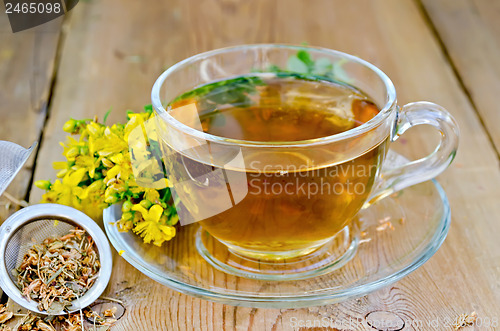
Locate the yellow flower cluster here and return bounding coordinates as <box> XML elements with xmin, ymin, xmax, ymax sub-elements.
<box><xmin>35</xmin><ymin>106</ymin><xmax>178</xmax><ymax>246</ymax></box>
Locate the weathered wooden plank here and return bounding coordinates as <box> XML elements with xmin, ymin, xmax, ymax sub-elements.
<box><xmin>0</xmin><ymin>15</ymin><xmax>61</xmax><ymax>220</ymax></box>
<box><xmin>26</xmin><ymin>0</ymin><xmax>500</xmax><ymax>330</ymax></box>
<box><xmin>421</xmin><ymin>0</ymin><xmax>500</xmax><ymax>155</ymax></box>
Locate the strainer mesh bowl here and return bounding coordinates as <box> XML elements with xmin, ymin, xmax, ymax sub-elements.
<box><xmin>5</xmin><ymin>218</ymin><xmax>96</xmax><ymax>285</ymax></box>
<box><xmin>0</xmin><ymin>141</ymin><xmax>36</xmax><ymax>196</ymax></box>
<box><xmin>0</xmin><ymin>204</ymin><xmax>112</xmax><ymax>315</ymax></box>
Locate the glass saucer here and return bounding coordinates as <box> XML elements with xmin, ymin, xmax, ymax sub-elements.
<box><xmin>103</xmin><ymin>154</ymin><xmax>450</xmax><ymax>308</ymax></box>
<box><xmin>195</xmin><ymin>221</ymin><xmax>360</xmax><ymax>281</ymax></box>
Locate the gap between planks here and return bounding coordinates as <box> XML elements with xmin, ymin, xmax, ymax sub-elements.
<box><xmin>415</xmin><ymin>0</ymin><xmax>500</xmax><ymax>160</ymax></box>
<box><xmin>22</xmin><ymin>13</ymin><xmax>74</xmax><ymax>203</ymax></box>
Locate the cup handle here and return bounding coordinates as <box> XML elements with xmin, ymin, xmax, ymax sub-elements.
<box><xmin>366</xmin><ymin>101</ymin><xmax>460</xmax><ymax>206</ymax></box>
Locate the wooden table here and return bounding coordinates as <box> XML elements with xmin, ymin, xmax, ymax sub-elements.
<box><xmin>1</xmin><ymin>0</ymin><xmax>500</xmax><ymax>329</ymax></box>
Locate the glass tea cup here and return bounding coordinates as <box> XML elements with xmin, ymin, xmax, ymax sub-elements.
<box><xmin>144</xmin><ymin>45</ymin><xmax>459</xmax><ymax>279</ymax></box>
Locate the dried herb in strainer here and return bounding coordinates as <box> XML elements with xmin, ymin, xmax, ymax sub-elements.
<box><xmin>13</xmin><ymin>227</ymin><xmax>100</xmax><ymax>314</ymax></box>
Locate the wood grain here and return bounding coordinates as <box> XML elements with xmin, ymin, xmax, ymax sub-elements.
<box><xmin>18</xmin><ymin>0</ymin><xmax>500</xmax><ymax>330</ymax></box>
<box><xmin>0</xmin><ymin>15</ymin><xmax>61</xmax><ymax>222</ymax></box>
<box><xmin>421</xmin><ymin>0</ymin><xmax>500</xmax><ymax>155</ymax></box>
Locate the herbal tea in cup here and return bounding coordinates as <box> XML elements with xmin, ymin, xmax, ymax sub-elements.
<box><xmin>150</xmin><ymin>45</ymin><xmax>459</xmax><ymax>272</ymax></box>
<box><xmin>166</xmin><ymin>76</ymin><xmax>387</xmax><ymax>259</ymax></box>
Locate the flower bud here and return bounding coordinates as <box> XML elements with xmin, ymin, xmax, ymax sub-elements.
<box><xmin>104</xmin><ymin>194</ymin><xmax>118</xmax><ymax>204</ymax></box>
<box><xmin>101</xmin><ymin>158</ymin><xmax>114</xmax><ymax>168</ymax></box>
<box><xmin>121</xmin><ymin>211</ymin><xmax>133</xmax><ymax>221</ymax></box>
<box><xmin>160</xmin><ymin>215</ymin><xmax>169</xmax><ymax>224</ymax></box>
<box><xmin>169</xmin><ymin>214</ymin><xmax>179</xmax><ymax>225</ymax></box>
<box><xmin>34</xmin><ymin>180</ymin><xmax>51</xmax><ymax>190</ymax></box>
<box><xmin>66</xmin><ymin>147</ymin><xmax>79</xmax><ymax>159</ymax></box>
<box><xmin>122</xmin><ymin>200</ymin><xmax>133</xmax><ymax>212</ymax></box>
<box><xmin>104</xmin><ymin>188</ymin><xmax>119</xmax><ymax>204</ymax></box>
<box><xmin>140</xmin><ymin>199</ymin><xmax>152</xmax><ymax>209</ymax></box>
<box><xmin>87</xmin><ymin>179</ymin><xmax>104</xmax><ymax>192</ymax></box>
<box><xmin>63</xmin><ymin>119</ymin><xmax>77</xmax><ymax>133</ymax></box>
<box><xmin>79</xmin><ymin>145</ymin><xmax>89</xmax><ymax>155</ymax></box>
<box><xmin>56</xmin><ymin>169</ymin><xmax>68</xmax><ymax>178</ymax></box>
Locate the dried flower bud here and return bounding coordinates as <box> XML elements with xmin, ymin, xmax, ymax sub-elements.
<box><xmin>0</xmin><ymin>311</ymin><xmax>14</xmax><ymax>324</ymax></box>
<box><xmin>103</xmin><ymin>306</ymin><xmax>117</xmax><ymax>317</ymax></box>
<box><xmin>36</xmin><ymin>320</ymin><xmax>56</xmax><ymax>331</ymax></box>
<box><xmin>0</xmin><ymin>311</ymin><xmax>13</xmax><ymax>324</ymax></box>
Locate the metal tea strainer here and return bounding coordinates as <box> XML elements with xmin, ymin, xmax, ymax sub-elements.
<box><xmin>0</xmin><ymin>204</ymin><xmax>113</xmax><ymax>315</ymax></box>
<box><xmin>0</xmin><ymin>141</ymin><xmax>37</xmax><ymax>197</ymax></box>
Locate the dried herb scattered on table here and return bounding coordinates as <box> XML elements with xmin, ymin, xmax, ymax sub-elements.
<box><xmin>13</xmin><ymin>227</ymin><xmax>100</xmax><ymax>314</ymax></box>
<box><xmin>8</xmin><ymin>308</ymin><xmax>117</xmax><ymax>331</ymax></box>
<box><xmin>16</xmin><ymin>311</ymin><xmax>84</xmax><ymax>331</ymax></box>
<box><xmin>453</xmin><ymin>311</ymin><xmax>477</xmax><ymax>330</ymax></box>
<box><xmin>84</xmin><ymin>308</ymin><xmax>117</xmax><ymax>329</ymax></box>
<box><xmin>0</xmin><ymin>304</ymin><xmax>14</xmax><ymax>328</ymax></box>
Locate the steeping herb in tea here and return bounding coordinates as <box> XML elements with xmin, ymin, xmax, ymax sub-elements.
<box><xmin>14</xmin><ymin>227</ymin><xmax>100</xmax><ymax>313</ymax></box>
<box><xmin>170</xmin><ymin>49</ymin><xmax>338</xmax><ymax>111</ymax></box>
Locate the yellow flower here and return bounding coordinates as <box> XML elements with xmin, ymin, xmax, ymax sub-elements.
<box><xmin>105</xmin><ymin>152</ymin><xmax>132</xmax><ymax>182</ymax></box>
<box><xmin>104</xmin><ymin>186</ymin><xmax>120</xmax><ymax>204</ymax></box>
<box><xmin>74</xmin><ymin>179</ymin><xmax>105</xmax><ymax>200</ymax></box>
<box><xmin>53</xmin><ymin>161</ymin><xmax>74</xmax><ymax>178</ymax></box>
<box><xmin>85</xmin><ymin>122</ymin><xmax>104</xmax><ymax>138</ymax></box>
<box><xmin>37</xmin><ymin>106</ymin><xmax>179</xmax><ymax>245</ymax></box>
<box><xmin>75</xmin><ymin>154</ymin><xmax>100</xmax><ymax>179</ymax></box>
<box><xmin>63</xmin><ymin>119</ymin><xmax>78</xmax><ymax>133</ymax></box>
<box><xmin>124</xmin><ymin>113</ymin><xmax>145</xmax><ymax>142</ymax></box>
<box><xmin>43</xmin><ymin>168</ymin><xmax>87</xmax><ymax>207</ymax></box>
<box><xmin>144</xmin><ymin>188</ymin><xmax>160</xmax><ymax>204</ymax></box>
<box><xmin>80</xmin><ymin>197</ymin><xmax>107</xmax><ymax>220</ymax></box>
<box><xmin>64</xmin><ymin>168</ymin><xmax>87</xmax><ymax>185</ymax></box>
<box><xmin>131</xmin><ymin>204</ymin><xmax>176</xmax><ymax>246</ymax></box>
<box><xmin>93</xmin><ymin>127</ymin><xmax>128</xmax><ymax>157</ymax></box>
<box><xmin>132</xmin><ymin>204</ymin><xmax>162</xmax><ymax>223</ymax></box>
<box><xmin>169</xmin><ymin>214</ymin><xmax>179</xmax><ymax>225</ymax></box>
<box><xmin>60</xmin><ymin>136</ymin><xmax>85</xmax><ymax>161</ymax></box>
<box><xmin>39</xmin><ymin>189</ymin><xmax>58</xmax><ymax>204</ymax></box>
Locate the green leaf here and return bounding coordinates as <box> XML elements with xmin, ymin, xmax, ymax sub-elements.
<box><xmin>287</xmin><ymin>56</ymin><xmax>309</xmax><ymax>73</ymax></box>
<box><xmin>296</xmin><ymin>49</ymin><xmax>314</xmax><ymax>70</ymax></box>
<box><xmin>126</xmin><ymin>110</ymin><xmax>135</xmax><ymax>120</ymax></box>
<box><xmin>171</xmin><ymin>76</ymin><xmax>265</xmax><ymax>108</ymax></box>
<box><xmin>45</xmin><ymin>301</ymin><xmax>68</xmax><ymax>315</ymax></box>
<box><xmin>313</xmin><ymin>57</ymin><xmax>334</xmax><ymax>76</ymax></box>
<box><xmin>103</xmin><ymin>108</ymin><xmax>112</xmax><ymax>124</ymax></box>
<box><xmin>46</xmin><ymin>267</ymin><xmax>64</xmax><ymax>283</ymax></box>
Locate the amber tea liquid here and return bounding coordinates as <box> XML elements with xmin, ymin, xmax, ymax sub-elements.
<box><xmin>167</xmin><ymin>75</ymin><xmax>389</xmax><ymax>260</ymax></box>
